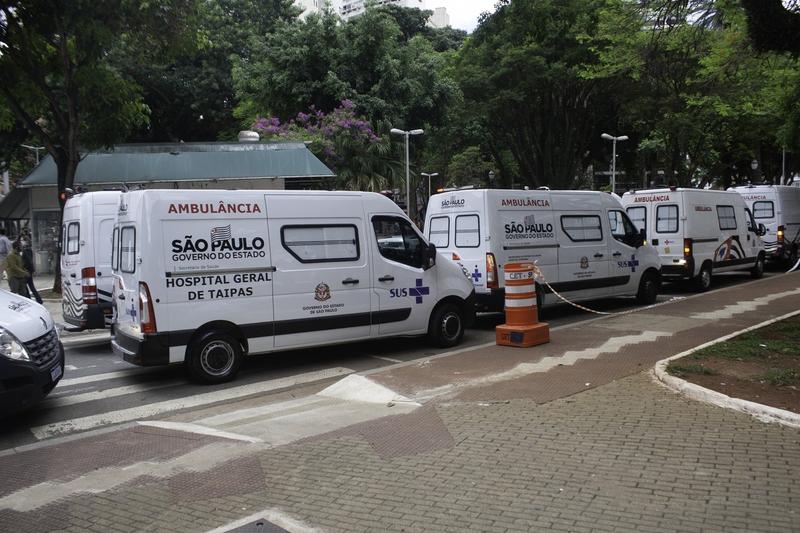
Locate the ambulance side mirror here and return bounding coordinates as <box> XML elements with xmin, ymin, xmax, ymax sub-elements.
<box><xmin>757</xmin><ymin>223</ymin><xmax>767</xmax><ymax>237</ymax></box>
<box><xmin>424</xmin><ymin>243</ymin><xmax>437</xmax><ymax>270</ymax></box>
<box><xmin>636</xmin><ymin>228</ymin><xmax>646</xmax><ymax>248</ymax></box>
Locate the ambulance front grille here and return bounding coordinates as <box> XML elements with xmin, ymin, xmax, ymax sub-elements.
<box><xmin>24</xmin><ymin>328</ymin><xmax>60</xmax><ymax>368</ymax></box>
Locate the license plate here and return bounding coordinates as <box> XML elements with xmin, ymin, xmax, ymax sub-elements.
<box><xmin>50</xmin><ymin>364</ymin><xmax>63</xmax><ymax>382</ymax></box>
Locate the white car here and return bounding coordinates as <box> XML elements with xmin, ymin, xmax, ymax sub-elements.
<box><xmin>0</xmin><ymin>289</ymin><xmax>64</xmax><ymax>416</ymax></box>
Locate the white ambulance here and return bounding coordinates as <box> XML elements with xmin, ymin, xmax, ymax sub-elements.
<box><xmin>423</xmin><ymin>189</ymin><xmax>662</xmax><ymax>312</ymax></box>
<box><xmin>621</xmin><ymin>187</ymin><xmax>766</xmax><ymax>291</ymax></box>
<box><xmin>729</xmin><ymin>184</ymin><xmax>800</xmax><ymax>265</ymax></box>
<box><xmin>111</xmin><ymin>190</ymin><xmax>475</xmax><ymax>383</ymax></box>
<box><xmin>61</xmin><ymin>191</ymin><xmax>121</xmax><ymax>330</ymax></box>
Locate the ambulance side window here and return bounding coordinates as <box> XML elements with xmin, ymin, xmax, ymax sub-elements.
<box><xmin>281</xmin><ymin>225</ymin><xmax>360</xmax><ymax>263</ymax></box>
<box><xmin>66</xmin><ymin>222</ymin><xmax>80</xmax><ymax>255</ymax></box>
<box><xmin>61</xmin><ymin>225</ymin><xmax>66</xmax><ymax>256</ymax></box>
<box><xmin>372</xmin><ymin>216</ymin><xmax>425</xmax><ymax>269</ymax></box>
<box><xmin>626</xmin><ymin>206</ymin><xmax>646</xmax><ymax>233</ymax></box>
<box><xmin>608</xmin><ymin>210</ymin><xmax>639</xmax><ymax>246</ymax></box>
<box><xmin>752</xmin><ymin>201</ymin><xmax>774</xmax><ymax>219</ymax></box>
<box><xmin>120</xmin><ymin>226</ymin><xmax>136</xmax><ymax>274</ymax></box>
<box><xmin>455</xmin><ymin>215</ymin><xmax>480</xmax><ymax>248</ymax></box>
<box><xmin>717</xmin><ymin>205</ymin><xmax>737</xmax><ymax>230</ymax></box>
<box><xmin>561</xmin><ymin>215</ymin><xmax>603</xmax><ymax>242</ymax></box>
<box><xmin>655</xmin><ymin>205</ymin><xmax>679</xmax><ymax>233</ymax></box>
<box><xmin>428</xmin><ymin>216</ymin><xmax>449</xmax><ymax>248</ymax></box>
<box><xmin>111</xmin><ymin>227</ymin><xmax>119</xmax><ymax>271</ymax></box>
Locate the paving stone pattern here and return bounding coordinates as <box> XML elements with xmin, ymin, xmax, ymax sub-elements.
<box><xmin>2</xmin><ymin>373</ymin><xmax>799</xmax><ymax>532</ymax></box>
<box><xmin>2</xmin><ymin>273</ymin><xmax>799</xmax><ymax>532</ymax></box>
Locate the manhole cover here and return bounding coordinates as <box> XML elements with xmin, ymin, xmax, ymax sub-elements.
<box><xmin>227</xmin><ymin>518</ymin><xmax>289</xmax><ymax>533</ymax></box>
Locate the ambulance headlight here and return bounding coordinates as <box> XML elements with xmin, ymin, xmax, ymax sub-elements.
<box><xmin>0</xmin><ymin>327</ymin><xmax>31</xmax><ymax>362</ymax></box>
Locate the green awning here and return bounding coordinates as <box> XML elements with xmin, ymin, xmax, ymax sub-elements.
<box><xmin>21</xmin><ymin>142</ymin><xmax>335</xmax><ymax>187</ymax></box>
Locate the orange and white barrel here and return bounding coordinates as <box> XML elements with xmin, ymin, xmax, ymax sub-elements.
<box><xmin>503</xmin><ymin>262</ymin><xmax>538</xmax><ymax>326</ymax></box>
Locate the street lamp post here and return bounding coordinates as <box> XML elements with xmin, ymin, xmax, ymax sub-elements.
<box><xmin>21</xmin><ymin>144</ymin><xmax>46</xmax><ymax>165</ymax></box>
<box><xmin>390</xmin><ymin>128</ymin><xmax>424</xmax><ymax>217</ymax></box>
<box><xmin>601</xmin><ymin>133</ymin><xmax>628</xmax><ymax>193</ymax></box>
<box><xmin>421</xmin><ymin>172</ymin><xmax>438</xmax><ymax>199</ymax></box>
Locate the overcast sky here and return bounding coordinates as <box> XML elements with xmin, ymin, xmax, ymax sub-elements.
<box><xmin>426</xmin><ymin>0</ymin><xmax>497</xmax><ymax>32</ymax></box>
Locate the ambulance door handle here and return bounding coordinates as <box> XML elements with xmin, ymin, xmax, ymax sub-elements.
<box><xmin>118</xmin><ymin>294</ymin><xmax>126</xmax><ymax>300</ymax></box>
<box><xmin>378</xmin><ymin>275</ymin><xmax>395</xmax><ymax>282</ymax></box>
<box><xmin>342</xmin><ymin>278</ymin><xmax>360</xmax><ymax>285</ymax></box>
<box><xmin>593</xmin><ymin>253</ymin><xmax>604</xmax><ymax>258</ymax></box>
<box><xmin>612</xmin><ymin>252</ymin><xmax>622</xmax><ymax>257</ymax></box>
<box><xmin>70</xmin><ymin>273</ymin><xmax>76</xmax><ymax>278</ymax></box>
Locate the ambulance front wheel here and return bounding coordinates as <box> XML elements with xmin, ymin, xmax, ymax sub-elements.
<box><xmin>750</xmin><ymin>254</ymin><xmax>765</xmax><ymax>279</ymax></box>
<box><xmin>694</xmin><ymin>263</ymin><xmax>712</xmax><ymax>292</ymax></box>
<box><xmin>428</xmin><ymin>303</ymin><xmax>465</xmax><ymax>348</ymax></box>
<box><xmin>636</xmin><ymin>271</ymin><xmax>660</xmax><ymax>305</ymax></box>
<box><xmin>187</xmin><ymin>332</ymin><xmax>243</xmax><ymax>384</ymax></box>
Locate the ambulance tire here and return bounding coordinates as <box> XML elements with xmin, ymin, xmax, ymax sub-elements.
<box><xmin>694</xmin><ymin>263</ymin><xmax>712</xmax><ymax>292</ymax></box>
<box><xmin>636</xmin><ymin>271</ymin><xmax>659</xmax><ymax>305</ymax></box>
<box><xmin>750</xmin><ymin>254</ymin><xmax>765</xmax><ymax>279</ymax></box>
<box><xmin>428</xmin><ymin>303</ymin><xmax>465</xmax><ymax>348</ymax></box>
<box><xmin>187</xmin><ymin>332</ymin><xmax>243</xmax><ymax>384</ymax></box>
<box><xmin>788</xmin><ymin>246</ymin><xmax>798</xmax><ymax>269</ymax></box>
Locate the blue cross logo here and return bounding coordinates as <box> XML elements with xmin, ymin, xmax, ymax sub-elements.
<box><xmin>629</xmin><ymin>254</ymin><xmax>639</xmax><ymax>272</ymax></box>
<box><xmin>127</xmin><ymin>302</ymin><xmax>137</xmax><ymax>321</ymax></box>
<box><xmin>409</xmin><ymin>278</ymin><xmax>430</xmax><ymax>304</ymax></box>
<box><xmin>471</xmin><ymin>267</ymin><xmax>482</xmax><ymax>283</ymax></box>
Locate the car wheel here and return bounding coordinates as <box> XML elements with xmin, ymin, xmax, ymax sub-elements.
<box><xmin>694</xmin><ymin>264</ymin><xmax>712</xmax><ymax>292</ymax></box>
<box><xmin>750</xmin><ymin>255</ymin><xmax>765</xmax><ymax>279</ymax></box>
<box><xmin>636</xmin><ymin>271</ymin><xmax>660</xmax><ymax>305</ymax></box>
<box><xmin>187</xmin><ymin>332</ymin><xmax>242</xmax><ymax>384</ymax></box>
<box><xmin>428</xmin><ymin>303</ymin><xmax>465</xmax><ymax>348</ymax></box>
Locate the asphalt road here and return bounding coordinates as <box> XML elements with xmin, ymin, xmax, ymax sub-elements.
<box><xmin>0</xmin><ymin>269</ymin><xmax>783</xmax><ymax>451</ymax></box>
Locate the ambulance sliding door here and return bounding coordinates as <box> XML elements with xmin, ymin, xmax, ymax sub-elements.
<box><xmin>266</xmin><ymin>195</ymin><xmax>372</xmax><ymax>348</ymax></box>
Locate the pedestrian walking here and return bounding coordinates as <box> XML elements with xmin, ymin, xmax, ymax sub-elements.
<box><xmin>5</xmin><ymin>241</ymin><xmax>30</xmax><ymax>298</ymax></box>
<box><xmin>0</xmin><ymin>228</ymin><xmax>11</xmax><ymax>287</ymax></box>
<box><xmin>20</xmin><ymin>236</ymin><xmax>43</xmax><ymax>304</ymax></box>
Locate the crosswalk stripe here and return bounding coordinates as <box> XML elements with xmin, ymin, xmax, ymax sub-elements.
<box><xmin>58</xmin><ymin>367</ymin><xmax>163</xmax><ymax>387</ymax></box>
<box><xmin>31</xmin><ymin>366</ymin><xmax>353</xmax><ymax>440</ymax></box>
<box><xmin>40</xmin><ymin>381</ymin><xmax>180</xmax><ymax>408</ymax></box>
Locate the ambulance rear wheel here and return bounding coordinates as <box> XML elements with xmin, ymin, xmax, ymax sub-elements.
<box><xmin>428</xmin><ymin>303</ymin><xmax>464</xmax><ymax>348</ymax></box>
<box><xmin>694</xmin><ymin>264</ymin><xmax>712</xmax><ymax>292</ymax></box>
<box><xmin>788</xmin><ymin>246</ymin><xmax>798</xmax><ymax>269</ymax></box>
<box><xmin>187</xmin><ymin>333</ymin><xmax>242</xmax><ymax>384</ymax></box>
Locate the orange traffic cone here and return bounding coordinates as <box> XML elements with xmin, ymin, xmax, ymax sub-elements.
<box><xmin>495</xmin><ymin>262</ymin><xmax>550</xmax><ymax>348</ymax></box>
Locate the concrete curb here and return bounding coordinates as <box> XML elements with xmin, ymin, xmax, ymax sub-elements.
<box><xmin>652</xmin><ymin>309</ymin><xmax>800</xmax><ymax>430</ymax></box>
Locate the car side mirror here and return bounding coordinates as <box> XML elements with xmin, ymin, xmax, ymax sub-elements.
<box><xmin>424</xmin><ymin>242</ymin><xmax>437</xmax><ymax>270</ymax></box>
<box><xmin>635</xmin><ymin>228</ymin><xmax>646</xmax><ymax>248</ymax></box>
<box><xmin>758</xmin><ymin>223</ymin><xmax>767</xmax><ymax>236</ymax></box>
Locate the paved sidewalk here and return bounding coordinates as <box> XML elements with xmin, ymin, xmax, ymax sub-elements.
<box><xmin>0</xmin><ymin>273</ymin><xmax>798</xmax><ymax>532</ymax></box>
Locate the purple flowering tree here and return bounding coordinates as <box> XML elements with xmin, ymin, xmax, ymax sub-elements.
<box><xmin>253</xmin><ymin>101</ymin><xmax>401</xmax><ymax>191</ymax></box>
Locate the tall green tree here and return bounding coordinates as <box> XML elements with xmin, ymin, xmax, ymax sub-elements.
<box><xmin>452</xmin><ymin>0</ymin><xmax>618</xmax><ymax>189</ymax></box>
<box><xmin>0</xmin><ymin>0</ymin><xmax>197</xmax><ymax>289</ymax></box>
<box><xmin>116</xmin><ymin>0</ymin><xmax>300</xmax><ymax>142</ymax></box>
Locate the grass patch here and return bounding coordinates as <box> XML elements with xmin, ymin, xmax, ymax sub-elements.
<box><xmin>690</xmin><ymin>337</ymin><xmax>798</xmax><ymax>361</ymax></box>
<box><xmin>760</xmin><ymin>369</ymin><xmax>800</xmax><ymax>387</ymax></box>
<box><xmin>667</xmin><ymin>363</ymin><xmax>716</xmax><ymax>377</ymax></box>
